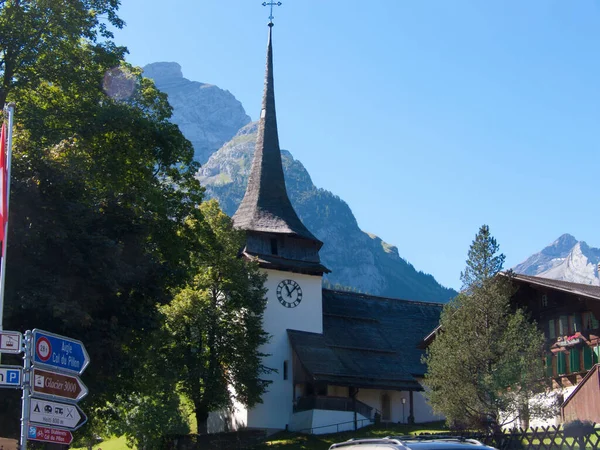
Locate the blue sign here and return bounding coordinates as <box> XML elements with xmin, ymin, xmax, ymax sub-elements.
<box><xmin>0</xmin><ymin>365</ymin><xmax>22</xmax><ymax>388</ymax></box>
<box><xmin>32</xmin><ymin>329</ymin><xmax>90</xmax><ymax>375</ymax></box>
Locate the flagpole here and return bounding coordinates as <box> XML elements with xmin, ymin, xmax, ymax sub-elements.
<box><xmin>0</xmin><ymin>102</ymin><xmax>15</xmax><ymax>332</ymax></box>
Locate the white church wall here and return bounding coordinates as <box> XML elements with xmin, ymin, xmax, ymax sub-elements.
<box><xmin>289</xmin><ymin>409</ymin><xmax>313</xmax><ymax>432</ymax></box>
<box><xmin>247</xmin><ymin>269</ymin><xmax>323</xmax><ymax>430</ymax></box>
<box><xmin>208</xmin><ymin>387</ymin><xmax>249</xmax><ymax>433</ymax></box>
<box><xmin>412</xmin><ymin>389</ymin><xmax>445</xmax><ymax>423</ymax></box>
<box><xmin>310</xmin><ymin>410</ymin><xmax>370</xmax><ymax>434</ymax></box>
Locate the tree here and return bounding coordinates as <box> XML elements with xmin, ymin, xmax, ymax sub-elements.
<box><xmin>460</xmin><ymin>225</ymin><xmax>505</xmax><ymax>290</ymax></box>
<box><xmin>0</xmin><ymin>14</ymin><xmax>204</xmax><ymax>440</ymax></box>
<box><xmin>0</xmin><ymin>0</ymin><xmax>125</xmax><ymax>106</ymax></box>
<box><xmin>160</xmin><ymin>200</ymin><xmax>272</xmax><ymax>434</ymax></box>
<box><xmin>423</xmin><ymin>225</ymin><xmax>556</xmax><ymax>432</ymax></box>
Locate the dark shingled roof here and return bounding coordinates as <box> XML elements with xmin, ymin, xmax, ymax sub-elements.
<box><xmin>232</xmin><ymin>25</ymin><xmax>321</xmax><ymax>245</ymax></box>
<box><xmin>288</xmin><ymin>289</ymin><xmax>443</xmax><ymax>391</ymax></box>
<box><xmin>507</xmin><ymin>273</ymin><xmax>600</xmax><ymax>301</ymax></box>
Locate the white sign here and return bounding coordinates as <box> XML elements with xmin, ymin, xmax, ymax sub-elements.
<box><xmin>29</xmin><ymin>398</ymin><xmax>86</xmax><ymax>430</ymax></box>
<box><xmin>0</xmin><ymin>331</ymin><xmax>22</xmax><ymax>354</ymax></box>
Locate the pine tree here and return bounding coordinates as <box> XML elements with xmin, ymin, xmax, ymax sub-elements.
<box><xmin>460</xmin><ymin>225</ymin><xmax>506</xmax><ymax>290</ymax></box>
<box><xmin>424</xmin><ymin>225</ymin><xmax>557</xmax><ymax>432</ymax></box>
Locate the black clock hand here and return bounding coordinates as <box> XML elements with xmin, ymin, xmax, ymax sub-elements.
<box><xmin>284</xmin><ymin>284</ymin><xmax>292</xmax><ymax>296</ymax></box>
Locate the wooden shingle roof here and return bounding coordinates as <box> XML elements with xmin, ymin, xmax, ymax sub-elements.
<box><xmin>232</xmin><ymin>25</ymin><xmax>321</xmax><ymax>245</ymax></box>
<box><xmin>507</xmin><ymin>273</ymin><xmax>600</xmax><ymax>301</ymax></box>
<box><xmin>288</xmin><ymin>289</ymin><xmax>443</xmax><ymax>390</ymax></box>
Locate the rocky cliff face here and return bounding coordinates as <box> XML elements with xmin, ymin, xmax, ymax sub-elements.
<box><xmin>513</xmin><ymin>233</ymin><xmax>600</xmax><ymax>285</ymax></box>
<box><xmin>143</xmin><ymin>62</ymin><xmax>251</xmax><ymax>164</ymax></box>
<box><xmin>199</xmin><ymin>123</ymin><xmax>457</xmax><ymax>303</ymax></box>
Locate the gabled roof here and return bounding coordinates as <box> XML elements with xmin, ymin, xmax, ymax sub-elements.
<box><xmin>232</xmin><ymin>25</ymin><xmax>321</xmax><ymax>245</ymax></box>
<box><xmin>288</xmin><ymin>289</ymin><xmax>443</xmax><ymax>390</ymax></box>
<box><xmin>507</xmin><ymin>273</ymin><xmax>600</xmax><ymax>301</ymax></box>
<box><xmin>419</xmin><ymin>273</ymin><xmax>600</xmax><ymax>349</ymax></box>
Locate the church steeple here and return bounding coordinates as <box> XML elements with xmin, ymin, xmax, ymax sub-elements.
<box><xmin>232</xmin><ymin>24</ymin><xmax>328</xmax><ymax>275</ymax></box>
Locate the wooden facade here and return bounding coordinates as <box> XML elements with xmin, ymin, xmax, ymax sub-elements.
<box><xmin>561</xmin><ymin>364</ymin><xmax>600</xmax><ymax>422</ymax></box>
<box><xmin>509</xmin><ymin>274</ymin><xmax>600</xmax><ymax>390</ymax></box>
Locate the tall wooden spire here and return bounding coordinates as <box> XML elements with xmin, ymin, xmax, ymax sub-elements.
<box><xmin>233</xmin><ymin>25</ymin><xmax>328</xmax><ymax>275</ymax></box>
<box><xmin>233</xmin><ymin>25</ymin><xmax>320</xmax><ymax>244</ymax></box>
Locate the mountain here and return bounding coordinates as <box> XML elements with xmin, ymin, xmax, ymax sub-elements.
<box><xmin>143</xmin><ymin>62</ymin><xmax>251</xmax><ymax>164</ymax></box>
<box><xmin>144</xmin><ymin>62</ymin><xmax>456</xmax><ymax>302</ymax></box>
<box><xmin>198</xmin><ymin>122</ymin><xmax>457</xmax><ymax>302</ymax></box>
<box><xmin>513</xmin><ymin>233</ymin><xmax>600</xmax><ymax>285</ymax></box>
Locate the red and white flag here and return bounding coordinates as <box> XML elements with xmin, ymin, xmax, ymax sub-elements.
<box><xmin>0</xmin><ymin>121</ymin><xmax>6</xmax><ymax>251</ymax></box>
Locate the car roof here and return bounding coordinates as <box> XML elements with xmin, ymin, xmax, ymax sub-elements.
<box><xmin>329</xmin><ymin>437</ymin><xmax>496</xmax><ymax>450</ymax></box>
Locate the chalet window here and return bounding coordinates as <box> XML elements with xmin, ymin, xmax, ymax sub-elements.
<box><xmin>583</xmin><ymin>346</ymin><xmax>595</xmax><ymax>370</ymax></box>
<box><xmin>548</xmin><ymin>320</ymin><xmax>556</xmax><ymax>339</ymax></box>
<box><xmin>283</xmin><ymin>360</ymin><xmax>288</xmax><ymax>380</ymax></box>
<box><xmin>271</xmin><ymin>238</ymin><xmax>278</xmax><ymax>255</ymax></box>
<box><xmin>570</xmin><ymin>315</ymin><xmax>582</xmax><ymax>333</ymax></box>
<box><xmin>558</xmin><ymin>316</ymin><xmax>569</xmax><ymax>336</ymax></box>
<box><xmin>569</xmin><ymin>349</ymin><xmax>580</xmax><ymax>373</ymax></box>
<box><xmin>583</xmin><ymin>312</ymin><xmax>599</xmax><ymax>330</ymax></box>
<box><xmin>541</xmin><ymin>294</ymin><xmax>548</xmax><ymax>307</ymax></box>
<box><xmin>557</xmin><ymin>352</ymin><xmax>566</xmax><ymax>375</ymax></box>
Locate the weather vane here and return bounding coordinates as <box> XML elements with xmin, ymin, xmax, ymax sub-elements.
<box><xmin>262</xmin><ymin>1</ymin><xmax>282</xmax><ymax>25</ymax></box>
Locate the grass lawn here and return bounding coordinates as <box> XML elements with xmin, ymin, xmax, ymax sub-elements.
<box><xmin>254</xmin><ymin>421</ymin><xmax>449</xmax><ymax>450</ymax></box>
<box><xmin>72</xmin><ymin>435</ymin><xmax>130</xmax><ymax>450</ymax></box>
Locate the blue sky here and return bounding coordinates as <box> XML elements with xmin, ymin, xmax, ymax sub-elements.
<box><xmin>113</xmin><ymin>0</ymin><xmax>600</xmax><ymax>290</ymax></box>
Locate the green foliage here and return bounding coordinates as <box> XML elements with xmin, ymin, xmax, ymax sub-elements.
<box><xmin>0</xmin><ymin>0</ymin><xmax>204</xmax><ymax>440</ymax></box>
<box><xmin>0</xmin><ymin>0</ymin><xmax>125</xmax><ymax>106</ymax></box>
<box><xmin>99</xmin><ymin>390</ymin><xmax>190</xmax><ymax>450</ymax></box>
<box><xmin>460</xmin><ymin>225</ymin><xmax>506</xmax><ymax>290</ymax></box>
<box><xmin>424</xmin><ymin>225</ymin><xmax>556</xmax><ymax>431</ymax></box>
<box><xmin>159</xmin><ymin>200</ymin><xmax>272</xmax><ymax>433</ymax></box>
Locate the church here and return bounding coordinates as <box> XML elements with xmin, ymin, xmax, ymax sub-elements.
<box><xmin>207</xmin><ymin>21</ymin><xmax>445</xmax><ymax>435</ymax></box>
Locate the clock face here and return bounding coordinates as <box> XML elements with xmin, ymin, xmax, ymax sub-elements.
<box><xmin>276</xmin><ymin>279</ymin><xmax>303</xmax><ymax>308</ymax></box>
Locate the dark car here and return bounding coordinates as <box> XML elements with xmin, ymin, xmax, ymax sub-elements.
<box><xmin>329</xmin><ymin>436</ymin><xmax>498</xmax><ymax>450</ymax></box>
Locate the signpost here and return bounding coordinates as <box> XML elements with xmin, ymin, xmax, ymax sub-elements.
<box><xmin>0</xmin><ymin>330</ymin><xmax>22</xmax><ymax>354</ymax></box>
<box><xmin>0</xmin><ymin>329</ymin><xmax>92</xmax><ymax>449</ymax></box>
<box><xmin>32</xmin><ymin>329</ymin><xmax>90</xmax><ymax>374</ymax></box>
<box><xmin>31</xmin><ymin>367</ymin><xmax>88</xmax><ymax>402</ymax></box>
<box><xmin>29</xmin><ymin>398</ymin><xmax>87</xmax><ymax>431</ymax></box>
<box><xmin>27</xmin><ymin>425</ymin><xmax>73</xmax><ymax>445</ymax></box>
<box><xmin>0</xmin><ymin>365</ymin><xmax>22</xmax><ymax>388</ymax></box>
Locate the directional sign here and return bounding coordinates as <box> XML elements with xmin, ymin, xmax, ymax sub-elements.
<box><xmin>29</xmin><ymin>398</ymin><xmax>87</xmax><ymax>431</ymax></box>
<box><xmin>32</xmin><ymin>367</ymin><xmax>88</xmax><ymax>402</ymax></box>
<box><xmin>32</xmin><ymin>329</ymin><xmax>90</xmax><ymax>375</ymax></box>
<box><xmin>0</xmin><ymin>365</ymin><xmax>22</xmax><ymax>388</ymax></box>
<box><xmin>0</xmin><ymin>331</ymin><xmax>22</xmax><ymax>354</ymax></box>
<box><xmin>27</xmin><ymin>425</ymin><xmax>73</xmax><ymax>445</ymax></box>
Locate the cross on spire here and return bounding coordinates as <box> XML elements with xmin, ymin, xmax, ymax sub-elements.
<box><xmin>262</xmin><ymin>1</ymin><xmax>282</xmax><ymax>25</ymax></box>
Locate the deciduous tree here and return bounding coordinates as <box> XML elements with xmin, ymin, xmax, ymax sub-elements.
<box><xmin>160</xmin><ymin>200</ymin><xmax>272</xmax><ymax>434</ymax></box>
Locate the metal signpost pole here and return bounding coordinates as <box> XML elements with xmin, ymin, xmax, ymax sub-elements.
<box><xmin>19</xmin><ymin>330</ymin><xmax>31</xmax><ymax>450</ymax></box>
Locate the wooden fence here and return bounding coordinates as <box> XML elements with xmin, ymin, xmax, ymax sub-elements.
<box><xmin>420</xmin><ymin>425</ymin><xmax>600</xmax><ymax>450</ymax></box>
